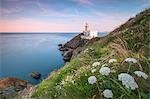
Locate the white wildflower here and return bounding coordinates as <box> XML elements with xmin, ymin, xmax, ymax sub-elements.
<box><xmin>84</xmin><ymin>48</ymin><xmax>89</xmax><ymax>53</ymax></box>
<box><xmin>92</xmin><ymin>62</ymin><xmax>100</xmax><ymax>67</ymax></box>
<box><xmin>118</xmin><ymin>73</ymin><xmax>138</xmax><ymax>90</ymax></box>
<box><xmin>60</xmin><ymin>80</ymin><xmax>66</xmax><ymax>85</ymax></box>
<box><xmin>89</xmin><ymin>48</ymin><xmax>94</xmax><ymax>50</ymax></box>
<box><xmin>134</xmin><ymin>71</ymin><xmax>148</xmax><ymax>79</ymax></box>
<box><xmin>99</xmin><ymin>67</ymin><xmax>110</xmax><ymax>76</ymax></box>
<box><xmin>65</xmin><ymin>75</ymin><xmax>73</xmax><ymax>82</ymax></box>
<box><xmin>56</xmin><ymin>85</ymin><xmax>62</xmax><ymax>90</ymax></box>
<box><xmin>88</xmin><ymin>76</ymin><xmax>97</xmax><ymax>84</ymax></box>
<box><xmin>103</xmin><ymin>89</ymin><xmax>113</xmax><ymax>98</ymax></box>
<box><xmin>125</xmin><ymin>58</ymin><xmax>137</xmax><ymax>63</ymax></box>
<box><xmin>109</xmin><ymin>59</ymin><xmax>117</xmax><ymax>63</ymax></box>
<box><xmin>102</xmin><ymin>63</ymin><xmax>108</xmax><ymax>67</ymax></box>
<box><xmin>91</xmin><ymin>68</ymin><xmax>97</xmax><ymax>73</ymax></box>
<box><xmin>54</xmin><ymin>94</ymin><xmax>57</xmax><ymax>97</ymax></box>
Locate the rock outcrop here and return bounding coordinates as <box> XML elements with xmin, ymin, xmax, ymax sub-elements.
<box><xmin>59</xmin><ymin>33</ymin><xmax>100</xmax><ymax>62</ymax></box>
<box><xmin>59</xmin><ymin>33</ymin><xmax>88</xmax><ymax>61</ymax></box>
<box><xmin>0</xmin><ymin>77</ymin><xmax>28</xmax><ymax>98</ymax></box>
<box><xmin>30</xmin><ymin>72</ymin><xmax>41</xmax><ymax>79</ymax></box>
<box><xmin>63</xmin><ymin>33</ymin><xmax>89</xmax><ymax>49</ymax></box>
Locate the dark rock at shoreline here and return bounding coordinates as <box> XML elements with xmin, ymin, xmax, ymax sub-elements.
<box><xmin>63</xmin><ymin>33</ymin><xmax>89</xmax><ymax>49</ymax></box>
<box><xmin>0</xmin><ymin>77</ymin><xmax>28</xmax><ymax>98</ymax></box>
<box><xmin>59</xmin><ymin>47</ymin><xmax>69</xmax><ymax>51</ymax></box>
<box><xmin>30</xmin><ymin>72</ymin><xmax>41</xmax><ymax>79</ymax></box>
<box><xmin>58</xmin><ymin>44</ymin><xmax>63</xmax><ymax>47</ymax></box>
<box><xmin>63</xmin><ymin>49</ymin><xmax>73</xmax><ymax>61</ymax></box>
<box><xmin>59</xmin><ymin>33</ymin><xmax>90</xmax><ymax>62</ymax></box>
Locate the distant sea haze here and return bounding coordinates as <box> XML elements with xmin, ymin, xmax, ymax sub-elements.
<box><xmin>0</xmin><ymin>32</ymin><xmax>108</xmax><ymax>84</ymax></box>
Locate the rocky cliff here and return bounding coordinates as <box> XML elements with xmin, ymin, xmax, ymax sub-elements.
<box><xmin>59</xmin><ymin>33</ymin><xmax>100</xmax><ymax>61</ymax></box>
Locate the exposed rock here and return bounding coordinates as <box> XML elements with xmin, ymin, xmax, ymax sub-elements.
<box><xmin>59</xmin><ymin>33</ymin><xmax>90</xmax><ymax>62</ymax></box>
<box><xmin>15</xmin><ymin>84</ymin><xmax>34</xmax><ymax>99</ymax></box>
<box><xmin>71</xmin><ymin>47</ymin><xmax>83</xmax><ymax>58</ymax></box>
<box><xmin>0</xmin><ymin>77</ymin><xmax>28</xmax><ymax>89</ymax></box>
<box><xmin>0</xmin><ymin>77</ymin><xmax>28</xmax><ymax>98</ymax></box>
<box><xmin>30</xmin><ymin>72</ymin><xmax>41</xmax><ymax>79</ymax></box>
<box><xmin>59</xmin><ymin>47</ymin><xmax>69</xmax><ymax>51</ymax></box>
<box><xmin>58</xmin><ymin>44</ymin><xmax>63</xmax><ymax>47</ymax></box>
<box><xmin>59</xmin><ymin>35</ymin><xmax>101</xmax><ymax>62</ymax></box>
<box><xmin>63</xmin><ymin>49</ymin><xmax>73</xmax><ymax>62</ymax></box>
<box><xmin>64</xmin><ymin>33</ymin><xmax>89</xmax><ymax>49</ymax></box>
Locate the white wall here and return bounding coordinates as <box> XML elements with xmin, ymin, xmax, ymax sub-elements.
<box><xmin>90</xmin><ymin>31</ymin><xmax>98</xmax><ymax>37</ymax></box>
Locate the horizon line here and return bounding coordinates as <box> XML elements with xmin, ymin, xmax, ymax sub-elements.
<box><xmin>0</xmin><ymin>31</ymin><xmax>109</xmax><ymax>33</ymax></box>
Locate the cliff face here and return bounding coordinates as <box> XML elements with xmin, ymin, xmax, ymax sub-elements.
<box><xmin>30</xmin><ymin>9</ymin><xmax>150</xmax><ymax>99</ymax></box>
<box><xmin>59</xmin><ymin>33</ymin><xmax>89</xmax><ymax>61</ymax></box>
<box><xmin>63</xmin><ymin>33</ymin><xmax>88</xmax><ymax>49</ymax></box>
<box><xmin>59</xmin><ymin>33</ymin><xmax>101</xmax><ymax>61</ymax></box>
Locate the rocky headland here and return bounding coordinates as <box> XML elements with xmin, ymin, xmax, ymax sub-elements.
<box><xmin>59</xmin><ymin>33</ymin><xmax>100</xmax><ymax>62</ymax></box>
<box><xmin>1</xmin><ymin>8</ymin><xmax>149</xmax><ymax>99</ymax></box>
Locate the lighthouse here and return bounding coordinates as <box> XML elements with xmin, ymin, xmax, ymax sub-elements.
<box><xmin>82</xmin><ymin>23</ymin><xmax>98</xmax><ymax>39</ymax></box>
<box><xmin>85</xmin><ymin>23</ymin><xmax>90</xmax><ymax>32</ymax></box>
<box><xmin>83</xmin><ymin>23</ymin><xmax>90</xmax><ymax>36</ymax></box>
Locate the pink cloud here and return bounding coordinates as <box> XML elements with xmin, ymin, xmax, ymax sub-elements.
<box><xmin>0</xmin><ymin>10</ymin><xmax>129</xmax><ymax>33</ymax></box>
<box><xmin>0</xmin><ymin>17</ymin><xmax>127</xmax><ymax>33</ymax></box>
<box><xmin>0</xmin><ymin>19</ymin><xmax>81</xmax><ymax>32</ymax></box>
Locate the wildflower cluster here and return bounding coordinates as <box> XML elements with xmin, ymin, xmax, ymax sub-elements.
<box><xmin>88</xmin><ymin>76</ymin><xmax>97</xmax><ymax>84</ymax></box>
<box><xmin>109</xmin><ymin>59</ymin><xmax>117</xmax><ymax>63</ymax></box>
<box><xmin>103</xmin><ymin>89</ymin><xmax>113</xmax><ymax>98</ymax></box>
<box><xmin>125</xmin><ymin>58</ymin><xmax>137</xmax><ymax>63</ymax></box>
<box><xmin>92</xmin><ymin>62</ymin><xmax>100</xmax><ymax>67</ymax></box>
<box><xmin>118</xmin><ymin>73</ymin><xmax>138</xmax><ymax>90</ymax></box>
<box><xmin>99</xmin><ymin>67</ymin><xmax>110</xmax><ymax>76</ymax></box>
<box><xmin>91</xmin><ymin>61</ymin><xmax>100</xmax><ymax>73</ymax></box>
<box><xmin>84</xmin><ymin>48</ymin><xmax>94</xmax><ymax>54</ymax></box>
<box><xmin>134</xmin><ymin>71</ymin><xmax>148</xmax><ymax>79</ymax></box>
<box><xmin>87</xmin><ymin>58</ymin><xmax>148</xmax><ymax>98</ymax></box>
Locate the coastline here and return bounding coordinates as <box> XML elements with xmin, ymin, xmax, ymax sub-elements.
<box><xmin>0</xmin><ymin>33</ymin><xmax>84</xmax><ymax>98</ymax></box>
<box><xmin>1</xmin><ymin>8</ymin><xmax>150</xmax><ymax>99</ymax></box>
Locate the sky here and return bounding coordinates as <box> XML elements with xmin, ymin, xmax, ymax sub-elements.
<box><xmin>0</xmin><ymin>0</ymin><xmax>150</xmax><ymax>32</ymax></box>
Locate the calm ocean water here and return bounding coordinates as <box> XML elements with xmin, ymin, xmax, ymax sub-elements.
<box><xmin>0</xmin><ymin>32</ymin><xmax>108</xmax><ymax>84</ymax></box>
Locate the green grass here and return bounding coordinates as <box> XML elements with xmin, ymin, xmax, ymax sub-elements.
<box><xmin>31</xmin><ymin>43</ymin><xmax>150</xmax><ymax>99</ymax></box>
<box><xmin>30</xmin><ymin>8</ymin><xmax>150</xmax><ymax>99</ymax></box>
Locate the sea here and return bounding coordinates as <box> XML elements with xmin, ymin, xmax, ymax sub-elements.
<box><xmin>0</xmin><ymin>32</ymin><xmax>108</xmax><ymax>84</ymax></box>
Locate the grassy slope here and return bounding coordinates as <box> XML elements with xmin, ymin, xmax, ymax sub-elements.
<box><xmin>31</xmin><ymin>9</ymin><xmax>150</xmax><ymax>99</ymax></box>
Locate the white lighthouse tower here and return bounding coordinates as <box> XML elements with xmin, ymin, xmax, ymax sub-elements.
<box><xmin>82</xmin><ymin>23</ymin><xmax>98</xmax><ymax>39</ymax></box>
<box><xmin>83</xmin><ymin>23</ymin><xmax>90</xmax><ymax>36</ymax></box>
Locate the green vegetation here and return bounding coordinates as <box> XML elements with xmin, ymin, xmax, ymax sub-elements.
<box><xmin>31</xmin><ymin>9</ymin><xmax>150</xmax><ymax>99</ymax></box>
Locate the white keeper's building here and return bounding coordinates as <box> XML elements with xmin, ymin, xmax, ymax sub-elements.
<box><xmin>81</xmin><ymin>23</ymin><xmax>98</xmax><ymax>39</ymax></box>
